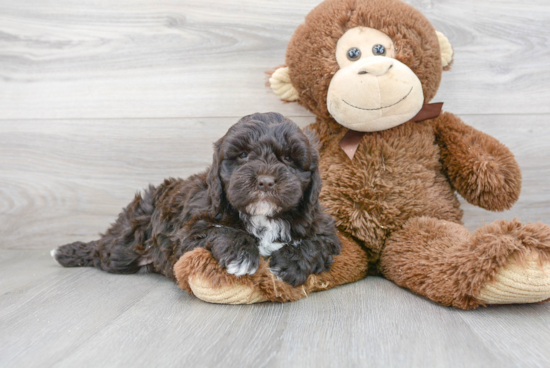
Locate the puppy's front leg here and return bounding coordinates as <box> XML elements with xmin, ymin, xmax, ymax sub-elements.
<box><xmin>269</xmin><ymin>236</ymin><xmax>339</xmax><ymax>287</ymax></box>
<box><xmin>207</xmin><ymin>227</ymin><xmax>260</xmax><ymax>277</ymax></box>
<box><xmin>182</xmin><ymin>220</ymin><xmax>260</xmax><ymax>277</ymax></box>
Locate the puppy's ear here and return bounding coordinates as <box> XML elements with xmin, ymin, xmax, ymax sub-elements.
<box><xmin>303</xmin><ymin>145</ymin><xmax>322</xmax><ymax>215</ymax></box>
<box><xmin>207</xmin><ymin>139</ymin><xmax>224</xmax><ymax>218</ymax></box>
<box><xmin>306</xmin><ymin>166</ymin><xmax>322</xmax><ymax>210</ymax></box>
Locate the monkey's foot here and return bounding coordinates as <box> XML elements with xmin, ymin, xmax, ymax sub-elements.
<box><xmin>478</xmin><ymin>250</ymin><xmax>550</xmax><ymax>304</ymax></box>
<box><xmin>187</xmin><ymin>274</ymin><xmax>267</xmax><ymax>304</ymax></box>
<box><xmin>174</xmin><ymin>248</ymin><xmax>266</xmax><ymax>304</ymax></box>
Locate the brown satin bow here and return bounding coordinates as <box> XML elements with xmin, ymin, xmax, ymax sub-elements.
<box><xmin>338</xmin><ymin>102</ymin><xmax>443</xmax><ymax>160</ymax></box>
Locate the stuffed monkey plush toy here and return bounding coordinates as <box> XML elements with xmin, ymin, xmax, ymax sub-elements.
<box><xmin>174</xmin><ymin>0</ymin><xmax>550</xmax><ymax>309</ymax></box>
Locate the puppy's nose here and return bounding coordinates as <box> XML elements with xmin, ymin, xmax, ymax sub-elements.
<box><xmin>257</xmin><ymin>175</ymin><xmax>276</xmax><ymax>192</ymax></box>
<box><xmin>357</xmin><ymin>57</ymin><xmax>394</xmax><ymax>76</ymax></box>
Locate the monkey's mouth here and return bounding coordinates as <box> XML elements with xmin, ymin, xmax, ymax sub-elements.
<box><xmin>342</xmin><ymin>87</ymin><xmax>413</xmax><ymax>111</ymax></box>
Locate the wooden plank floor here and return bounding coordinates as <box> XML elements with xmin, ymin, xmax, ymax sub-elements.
<box><xmin>1</xmin><ymin>0</ymin><xmax>549</xmax><ymax>367</ymax></box>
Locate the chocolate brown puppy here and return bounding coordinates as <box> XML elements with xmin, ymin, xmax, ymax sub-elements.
<box><xmin>52</xmin><ymin>112</ymin><xmax>340</xmax><ymax>288</ymax></box>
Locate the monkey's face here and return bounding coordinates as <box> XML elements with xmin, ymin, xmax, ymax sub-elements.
<box><xmin>269</xmin><ymin>0</ymin><xmax>454</xmax><ymax>133</ymax></box>
<box><xmin>326</xmin><ymin>27</ymin><xmax>424</xmax><ymax>132</ymax></box>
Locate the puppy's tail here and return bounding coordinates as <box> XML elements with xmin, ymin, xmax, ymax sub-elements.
<box><xmin>51</xmin><ymin>241</ymin><xmax>98</xmax><ymax>268</ymax></box>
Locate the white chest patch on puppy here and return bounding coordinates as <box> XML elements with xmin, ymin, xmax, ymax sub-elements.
<box><xmin>241</xmin><ymin>202</ymin><xmax>291</xmax><ymax>257</ymax></box>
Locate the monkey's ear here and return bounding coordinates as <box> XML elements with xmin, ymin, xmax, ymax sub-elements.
<box><xmin>269</xmin><ymin>66</ymin><xmax>300</xmax><ymax>102</ymax></box>
<box><xmin>436</xmin><ymin>31</ymin><xmax>454</xmax><ymax>70</ymax></box>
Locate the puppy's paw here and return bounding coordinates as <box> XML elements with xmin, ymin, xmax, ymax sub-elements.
<box><xmin>225</xmin><ymin>255</ymin><xmax>259</xmax><ymax>276</ymax></box>
<box><xmin>211</xmin><ymin>235</ymin><xmax>260</xmax><ymax>277</ymax></box>
<box><xmin>269</xmin><ymin>250</ymin><xmax>310</xmax><ymax>287</ymax></box>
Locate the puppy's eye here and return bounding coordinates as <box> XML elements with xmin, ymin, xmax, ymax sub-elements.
<box><xmin>284</xmin><ymin>155</ymin><xmax>292</xmax><ymax>162</ymax></box>
<box><xmin>347</xmin><ymin>47</ymin><xmax>361</xmax><ymax>61</ymax></box>
<box><xmin>239</xmin><ymin>152</ymin><xmax>248</xmax><ymax>159</ymax></box>
<box><xmin>372</xmin><ymin>44</ymin><xmax>386</xmax><ymax>56</ymax></box>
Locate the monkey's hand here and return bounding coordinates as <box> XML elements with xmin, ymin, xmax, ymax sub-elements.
<box><xmin>432</xmin><ymin>112</ymin><xmax>521</xmax><ymax>211</ymax></box>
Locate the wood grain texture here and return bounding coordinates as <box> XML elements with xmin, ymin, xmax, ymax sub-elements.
<box><xmin>1</xmin><ymin>250</ymin><xmax>549</xmax><ymax>368</ymax></box>
<box><xmin>1</xmin><ymin>0</ymin><xmax>549</xmax><ymax>119</ymax></box>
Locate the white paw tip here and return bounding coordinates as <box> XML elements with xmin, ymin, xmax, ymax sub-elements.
<box><xmin>50</xmin><ymin>249</ymin><xmax>57</xmax><ymax>258</ymax></box>
<box><xmin>226</xmin><ymin>260</ymin><xmax>258</xmax><ymax>277</ymax></box>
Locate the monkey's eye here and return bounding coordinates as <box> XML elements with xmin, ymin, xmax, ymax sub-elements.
<box><xmin>346</xmin><ymin>47</ymin><xmax>362</xmax><ymax>61</ymax></box>
<box><xmin>372</xmin><ymin>44</ymin><xmax>386</xmax><ymax>56</ymax></box>
<box><xmin>239</xmin><ymin>152</ymin><xmax>248</xmax><ymax>159</ymax></box>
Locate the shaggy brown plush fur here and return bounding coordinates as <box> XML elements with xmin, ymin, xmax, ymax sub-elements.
<box><xmin>174</xmin><ymin>0</ymin><xmax>550</xmax><ymax>309</ymax></box>
<box><xmin>380</xmin><ymin>218</ymin><xmax>550</xmax><ymax>309</ymax></box>
<box><xmin>432</xmin><ymin>113</ymin><xmax>522</xmax><ymax>211</ymax></box>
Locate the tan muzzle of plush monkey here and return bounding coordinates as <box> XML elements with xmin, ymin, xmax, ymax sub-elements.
<box><xmin>327</xmin><ymin>26</ymin><xmax>424</xmax><ymax>132</ymax></box>
<box><xmin>327</xmin><ymin>55</ymin><xmax>424</xmax><ymax>132</ymax></box>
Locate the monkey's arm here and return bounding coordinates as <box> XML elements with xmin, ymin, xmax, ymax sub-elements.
<box><xmin>431</xmin><ymin>112</ymin><xmax>521</xmax><ymax>211</ymax></box>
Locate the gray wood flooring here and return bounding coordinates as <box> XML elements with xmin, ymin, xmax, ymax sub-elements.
<box><xmin>1</xmin><ymin>0</ymin><xmax>549</xmax><ymax>367</ymax></box>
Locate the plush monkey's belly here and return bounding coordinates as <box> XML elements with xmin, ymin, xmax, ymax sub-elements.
<box><xmin>318</xmin><ymin>122</ymin><xmax>463</xmax><ymax>255</ymax></box>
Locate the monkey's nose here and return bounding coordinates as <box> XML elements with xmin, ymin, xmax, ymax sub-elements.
<box><xmin>257</xmin><ymin>175</ymin><xmax>276</xmax><ymax>192</ymax></box>
<box><xmin>357</xmin><ymin>57</ymin><xmax>394</xmax><ymax>76</ymax></box>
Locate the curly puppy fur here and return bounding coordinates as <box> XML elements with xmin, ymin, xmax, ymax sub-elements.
<box><xmin>53</xmin><ymin>112</ymin><xmax>341</xmax><ymax>287</ymax></box>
